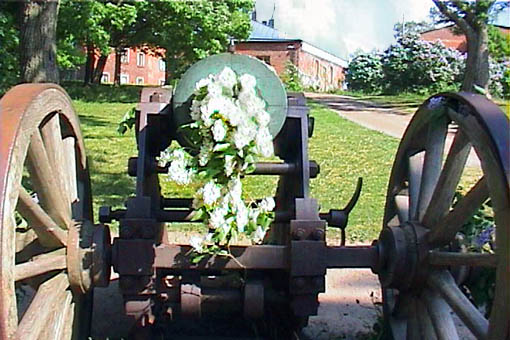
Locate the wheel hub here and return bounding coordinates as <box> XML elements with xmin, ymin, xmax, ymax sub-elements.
<box><xmin>377</xmin><ymin>222</ymin><xmax>430</xmax><ymax>290</ymax></box>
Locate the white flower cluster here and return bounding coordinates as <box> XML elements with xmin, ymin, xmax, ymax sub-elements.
<box><xmin>163</xmin><ymin>67</ymin><xmax>276</xmax><ymax>256</ymax></box>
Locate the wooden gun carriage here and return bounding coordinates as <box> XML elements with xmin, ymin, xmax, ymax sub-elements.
<box><xmin>0</xmin><ymin>53</ymin><xmax>508</xmax><ymax>339</ymax></box>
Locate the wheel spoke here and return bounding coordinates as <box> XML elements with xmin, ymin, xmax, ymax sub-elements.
<box><xmin>428</xmin><ymin>251</ymin><xmax>497</xmax><ymax>267</ymax></box>
<box><xmin>422</xmin><ymin>288</ymin><xmax>459</xmax><ymax>340</ymax></box>
<box><xmin>417</xmin><ymin>117</ymin><xmax>448</xmax><ymax>221</ymax></box>
<box><xmin>488</xmin><ymin>208</ymin><xmax>510</xmax><ymax>340</ymax></box>
<box><xmin>63</xmin><ymin>137</ymin><xmax>78</xmax><ymax>205</ymax></box>
<box><xmin>38</xmin><ymin>290</ymin><xmax>73</xmax><ymax>340</ymax></box>
<box><xmin>16</xmin><ymin>273</ymin><xmax>70</xmax><ymax>339</ymax></box>
<box><xmin>422</xmin><ymin>130</ymin><xmax>471</xmax><ymax>228</ymax></box>
<box><xmin>408</xmin><ymin>151</ymin><xmax>425</xmax><ymax>220</ymax></box>
<box><xmin>416</xmin><ymin>298</ymin><xmax>437</xmax><ymax>340</ymax></box>
<box><xmin>26</xmin><ymin>130</ymin><xmax>71</xmax><ymax>229</ymax></box>
<box><xmin>41</xmin><ymin>113</ymin><xmax>72</xmax><ymax>212</ymax></box>
<box><xmin>15</xmin><ymin>252</ymin><xmax>66</xmax><ymax>281</ymax></box>
<box><xmin>17</xmin><ymin>187</ymin><xmax>67</xmax><ymax>247</ymax></box>
<box><xmin>406</xmin><ymin>297</ymin><xmax>422</xmax><ymax>340</ymax></box>
<box><xmin>427</xmin><ymin>177</ymin><xmax>488</xmax><ymax>246</ymax></box>
<box><xmin>428</xmin><ymin>270</ymin><xmax>488</xmax><ymax>339</ymax></box>
<box><xmin>395</xmin><ymin>194</ymin><xmax>409</xmax><ymax>224</ymax></box>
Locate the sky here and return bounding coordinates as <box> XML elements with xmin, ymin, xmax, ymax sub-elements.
<box><xmin>254</xmin><ymin>0</ymin><xmax>510</xmax><ymax>60</ymax></box>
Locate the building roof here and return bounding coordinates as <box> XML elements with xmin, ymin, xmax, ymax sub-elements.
<box><xmin>243</xmin><ymin>20</ymin><xmax>348</xmax><ymax>67</ymax></box>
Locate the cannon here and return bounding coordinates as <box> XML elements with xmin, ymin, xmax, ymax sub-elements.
<box><xmin>0</xmin><ymin>52</ymin><xmax>508</xmax><ymax>339</ymax></box>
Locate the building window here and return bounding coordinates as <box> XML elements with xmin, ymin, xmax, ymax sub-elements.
<box><xmin>136</xmin><ymin>77</ymin><xmax>144</xmax><ymax>85</ymax></box>
<box><xmin>322</xmin><ymin>65</ymin><xmax>327</xmax><ymax>78</ymax></box>
<box><xmin>315</xmin><ymin>60</ymin><xmax>320</xmax><ymax>77</ymax></box>
<box><xmin>159</xmin><ymin>58</ymin><xmax>166</xmax><ymax>71</ymax></box>
<box><xmin>256</xmin><ymin>55</ymin><xmax>271</xmax><ymax>65</ymax></box>
<box><xmin>137</xmin><ymin>52</ymin><xmax>145</xmax><ymax>67</ymax></box>
<box><xmin>160</xmin><ymin>79</ymin><xmax>166</xmax><ymax>86</ymax></box>
<box><xmin>120</xmin><ymin>48</ymin><xmax>129</xmax><ymax>64</ymax></box>
<box><xmin>120</xmin><ymin>74</ymin><xmax>129</xmax><ymax>84</ymax></box>
<box><xmin>101</xmin><ymin>72</ymin><xmax>110</xmax><ymax>84</ymax></box>
<box><xmin>330</xmin><ymin>66</ymin><xmax>334</xmax><ymax>83</ymax></box>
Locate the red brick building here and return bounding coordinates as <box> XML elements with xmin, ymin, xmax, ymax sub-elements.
<box><xmin>234</xmin><ymin>19</ymin><xmax>347</xmax><ymax>91</ymax></box>
<box><xmin>420</xmin><ymin>24</ymin><xmax>510</xmax><ymax>52</ymax></box>
<box><xmin>98</xmin><ymin>46</ymin><xmax>166</xmax><ymax>86</ymax></box>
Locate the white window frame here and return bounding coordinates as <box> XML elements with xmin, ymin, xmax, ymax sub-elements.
<box><xmin>120</xmin><ymin>48</ymin><xmax>129</xmax><ymax>64</ymax></box>
<box><xmin>159</xmin><ymin>58</ymin><xmax>166</xmax><ymax>71</ymax></box>
<box><xmin>120</xmin><ymin>74</ymin><xmax>129</xmax><ymax>85</ymax></box>
<box><xmin>101</xmin><ymin>72</ymin><xmax>110</xmax><ymax>84</ymax></box>
<box><xmin>137</xmin><ymin>52</ymin><xmax>145</xmax><ymax>67</ymax></box>
<box><xmin>136</xmin><ymin>76</ymin><xmax>144</xmax><ymax>85</ymax></box>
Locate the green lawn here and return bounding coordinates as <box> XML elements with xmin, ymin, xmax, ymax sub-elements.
<box><xmin>74</xmin><ymin>100</ymin><xmax>399</xmax><ymax>244</ymax></box>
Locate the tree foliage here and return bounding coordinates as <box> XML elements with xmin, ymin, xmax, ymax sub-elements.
<box><xmin>430</xmin><ymin>0</ymin><xmax>509</xmax><ymax>92</ymax></box>
<box><xmin>140</xmin><ymin>0</ymin><xmax>254</xmax><ymax>81</ymax></box>
<box><xmin>0</xmin><ymin>4</ymin><xmax>20</xmax><ymax>94</ymax></box>
<box><xmin>488</xmin><ymin>24</ymin><xmax>510</xmax><ymax>60</ymax></box>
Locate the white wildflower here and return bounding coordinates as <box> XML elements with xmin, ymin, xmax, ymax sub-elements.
<box><xmin>224</xmin><ymin>155</ymin><xmax>236</xmax><ymax>176</ymax></box>
<box><xmin>190</xmin><ymin>235</ymin><xmax>204</xmax><ymax>253</ymax></box>
<box><xmin>239</xmin><ymin>74</ymin><xmax>256</xmax><ymax>91</ymax></box>
<box><xmin>202</xmin><ymin>181</ymin><xmax>221</xmax><ymax>206</ymax></box>
<box><xmin>207</xmin><ymin>81</ymin><xmax>222</xmax><ymax>97</ymax></box>
<box><xmin>209</xmin><ymin>206</ymin><xmax>227</xmax><ymax>229</ymax></box>
<box><xmin>255</xmin><ymin>128</ymin><xmax>274</xmax><ymax>157</ymax></box>
<box><xmin>236</xmin><ymin>203</ymin><xmax>249</xmax><ymax>232</ymax></box>
<box><xmin>228</xmin><ymin>177</ymin><xmax>242</xmax><ymax>202</ymax></box>
<box><xmin>255</xmin><ymin>110</ymin><xmax>270</xmax><ymax>127</ymax></box>
<box><xmin>195</xmin><ymin>76</ymin><xmax>212</xmax><ymax>91</ymax></box>
<box><xmin>249</xmin><ymin>208</ymin><xmax>260</xmax><ymax>222</ymax></box>
<box><xmin>253</xmin><ymin>226</ymin><xmax>266</xmax><ymax>243</ymax></box>
<box><xmin>212</xmin><ymin>119</ymin><xmax>227</xmax><ymax>142</ymax></box>
<box><xmin>216</xmin><ymin>67</ymin><xmax>237</xmax><ymax>90</ymax></box>
<box><xmin>259</xmin><ymin>197</ymin><xmax>275</xmax><ymax>212</ymax></box>
<box><xmin>233</xmin><ymin>121</ymin><xmax>257</xmax><ymax>150</ymax></box>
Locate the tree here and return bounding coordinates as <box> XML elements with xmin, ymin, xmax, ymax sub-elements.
<box><xmin>141</xmin><ymin>0</ymin><xmax>254</xmax><ymax>83</ymax></box>
<box><xmin>488</xmin><ymin>24</ymin><xmax>510</xmax><ymax>60</ymax></box>
<box><xmin>58</xmin><ymin>0</ymin><xmax>139</xmax><ymax>84</ymax></box>
<box><xmin>0</xmin><ymin>3</ymin><xmax>20</xmax><ymax>93</ymax></box>
<box><xmin>431</xmin><ymin>0</ymin><xmax>508</xmax><ymax>92</ymax></box>
<box><xmin>20</xmin><ymin>1</ymin><xmax>60</xmax><ymax>83</ymax></box>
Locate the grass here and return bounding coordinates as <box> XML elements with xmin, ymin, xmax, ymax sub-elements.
<box><xmin>330</xmin><ymin>90</ymin><xmax>510</xmax><ymax>116</ymax></box>
<box><xmin>75</xmin><ymin>98</ymin><xmax>399</xmax><ymax>244</ymax></box>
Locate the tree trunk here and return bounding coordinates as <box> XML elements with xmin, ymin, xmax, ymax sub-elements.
<box><xmin>462</xmin><ymin>27</ymin><xmax>490</xmax><ymax>92</ymax></box>
<box><xmin>20</xmin><ymin>0</ymin><xmax>60</xmax><ymax>83</ymax></box>
<box><xmin>114</xmin><ymin>48</ymin><xmax>122</xmax><ymax>85</ymax></box>
<box><xmin>92</xmin><ymin>55</ymin><xmax>108</xmax><ymax>84</ymax></box>
<box><xmin>84</xmin><ymin>43</ymin><xmax>95</xmax><ymax>84</ymax></box>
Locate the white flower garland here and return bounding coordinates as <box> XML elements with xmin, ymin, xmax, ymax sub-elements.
<box><xmin>160</xmin><ymin>67</ymin><xmax>276</xmax><ymax>261</ymax></box>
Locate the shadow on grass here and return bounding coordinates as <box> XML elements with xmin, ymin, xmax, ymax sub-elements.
<box><xmin>90</xmin><ymin>171</ymin><xmax>135</xmax><ymax>208</ymax></box>
<box><xmin>62</xmin><ymin>81</ymin><xmax>142</xmax><ymax>103</ymax></box>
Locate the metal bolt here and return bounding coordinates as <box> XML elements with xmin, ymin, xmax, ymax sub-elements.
<box><xmin>159</xmin><ymin>293</ymin><xmax>169</xmax><ymax>301</ymax></box>
<box><xmin>293</xmin><ymin>277</ymin><xmax>306</xmax><ymax>289</ymax></box>
<box><xmin>99</xmin><ymin>206</ymin><xmax>112</xmax><ymax>223</ymax></box>
<box><xmin>163</xmin><ymin>275</ymin><xmax>175</xmax><ymax>288</ymax></box>
<box><xmin>313</xmin><ymin>228</ymin><xmax>325</xmax><ymax>241</ymax></box>
<box><xmin>293</xmin><ymin>228</ymin><xmax>306</xmax><ymax>240</ymax></box>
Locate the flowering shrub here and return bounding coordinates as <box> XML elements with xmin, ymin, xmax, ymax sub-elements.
<box><xmin>160</xmin><ymin>67</ymin><xmax>276</xmax><ymax>261</ymax></box>
<box><xmin>489</xmin><ymin>58</ymin><xmax>510</xmax><ymax>99</ymax></box>
<box><xmin>456</xmin><ymin>191</ymin><xmax>495</xmax><ymax>317</ymax></box>
<box><xmin>381</xmin><ymin>33</ymin><xmax>464</xmax><ymax>94</ymax></box>
<box><xmin>345</xmin><ymin>53</ymin><xmax>384</xmax><ymax>93</ymax></box>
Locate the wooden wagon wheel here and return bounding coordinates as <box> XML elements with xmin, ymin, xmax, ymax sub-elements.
<box><xmin>377</xmin><ymin>92</ymin><xmax>509</xmax><ymax>340</ymax></box>
<box><xmin>0</xmin><ymin>84</ymin><xmax>104</xmax><ymax>339</ymax></box>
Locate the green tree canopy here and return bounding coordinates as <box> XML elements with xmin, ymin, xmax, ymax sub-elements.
<box><xmin>140</xmin><ymin>0</ymin><xmax>254</xmax><ymax>82</ymax></box>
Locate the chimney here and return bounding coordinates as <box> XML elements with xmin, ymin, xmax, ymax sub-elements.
<box><xmin>251</xmin><ymin>10</ymin><xmax>257</xmax><ymax>21</ymax></box>
<box><xmin>268</xmin><ymin>18</ymin><xmax>274</xmax><ymax>28</ymax></box>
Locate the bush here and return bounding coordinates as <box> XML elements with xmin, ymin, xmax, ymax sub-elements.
<box><xmin>280</xmin><ymin>62</ymin><xmax>304</xmax><ymax>92</ymax></box>
<box><xmin>489</xmin><ymin>58</ymin><xmax>510</xmax><ymax>99</ymax></box>
<box><xmin>345</xmin><ymin>53</ymin><xmax>384</xmax><ymax>93</ymax></box>
<box><xmin>0</xmin><ymin>10</ymin><xmax>20</xmax><ymax>95</ymax></box>
<box><xmin>61</xmin><ymin>81</ymin><xmax>144</xmax><ymax>103</ymax></box>
<box><xmin>381</xmin><ymin>33</ymin><xmax>464</xmax><ymax>94</ymax></box>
